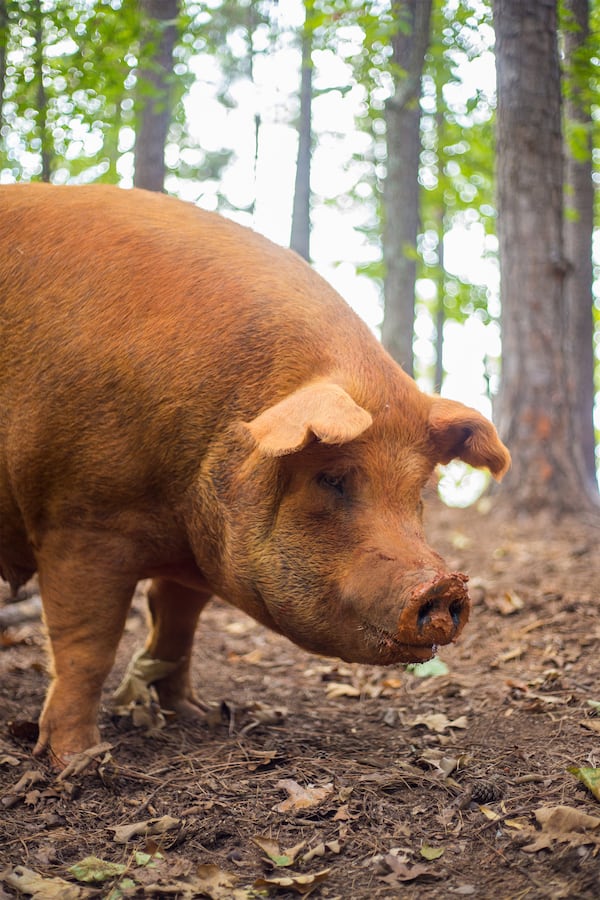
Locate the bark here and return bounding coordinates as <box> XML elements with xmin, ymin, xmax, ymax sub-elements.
<box><xmin>381</xmin><ymin>0</ymin><xmax>432</xmax><ymax>378</ymax></box>
<box><xmin>133</xmin><ymin>0</ymin><xmax>178</xmax><ymax>192</ymax></box>
<box><xmin>563</xmin><ymin>0</ymin><xmax>596</xmax><ymax>492</ymax></box>
<box><xmin>0</xmin><ymin>1</ymin><xmax>8</xmax><ymax>134</ymax></box>
<box><xmin>290</xmin><ymin>23</ymin><xmax>312</xmax><ymax>261</ymax></box>
<box><xmin>492</xmin><ymin>0</ymin><xmax>598</xmax><ymax>516</ymax></box>
<box><xmin>31</xmin><ymin>0</ymin><xmax>51</xmax><ymax>182</ymax></box>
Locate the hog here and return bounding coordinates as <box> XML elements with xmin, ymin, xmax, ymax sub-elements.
<box><xmin>0</xmin><ymin>184</ymin><xmax>510</xmax><ymax>764</ymax></box>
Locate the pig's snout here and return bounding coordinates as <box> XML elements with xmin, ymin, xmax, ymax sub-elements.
<box><xmin>397</xmin><ymin>571</ymin><xmax>470</xmax><ymax>648</ymax></box>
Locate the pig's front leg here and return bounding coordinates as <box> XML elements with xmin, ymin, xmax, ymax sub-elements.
<box><xmin>34</xmin><ymin>539</ymin><xmax>137</xmax><ymax>765</ymax></box>
<box><xmin>142</xmin><ymin>577</ymin><xmax>212</xmax><ymax>715</ymax></box>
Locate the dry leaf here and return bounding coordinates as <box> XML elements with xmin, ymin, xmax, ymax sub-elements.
<box><xmin>302</xmin><ymin>840</ymin><xmax>341</xmax><ymax>863</ymax></box>
<box><xmin>254</xmin><ymin>868</ymin><xmax>331</xmax><ymax>895</ymax></box>
<box><xmin>579</xmin><ymin>719</ymin><xmax>600</xmax><ymax>735</ymax></box>
<box><xmin>55</xmin><ymin>742</ymin><xmax>113</xmax><ymax>781</ymax></box>
<box><xmin>194</xmin><ymin>863</ymin><xmax>239</xmax><ymax>899</ymax></box>
<box><xmin>252</xmin><ymin>835</ymin><xmax>305</xmax><ymax>867</ymax></box>
<box><xmin>410</xmin><ymin>713</ymin><xmax>468</xmax><ymax>733</ymax></box>
<box><xmin>495</xmin><ymin>590</ymin><xmax>524</xmax><ymax>615</ymax></box>
<box><xmin>380</xmin><ymin>854</ymin><xmax>442</xmax><ymax>883</ymax></box>
<box><xmin>273</xmin><ymin>779</ymin><xmax>333</xmax><ymax>813</ymax></box>
<box><xmin>1</xmin><ymin>866</ymin><xmax>89</xmax><ymax>899</ymax></box>
<box><xmin>109</xmin><ymin>814</ymin><xmax>181</xmax><ymax>843</ymax></box>
<box><xmin>325</xmin><ymin>682</ymin><xmax>361</xmax><ymax>700</ymax></box>
<box><xmin>522</xmin><ymin>805</ymin><xmax>600</xmax><ymax>853</ymax></box>
<box><xmin>568</xmin><ymin>766</ymin><xmax>600</xmax><ymax>800</ymax></box>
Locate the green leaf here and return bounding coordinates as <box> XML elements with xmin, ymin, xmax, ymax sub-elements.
<box><xmin>406</xmin><ymin>657</ymin><xmax>449</xmax><ymax>678</ymax></box>
<box><xmin>68</xmin><ymin>856</ymin><xmax>127</xmax><ymax>883</ymax></box>
<box><xmin>568</xmin><ymin>767</ymin><xmax>600</xmax><ymax>801</ymax></box>
<box><xmin>420</xmin><ymin>844</ymin><xmax>444</xmax><ymax>861</ymax></box>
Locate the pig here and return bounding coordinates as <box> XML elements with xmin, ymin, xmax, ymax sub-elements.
<box><xmin>0</xmin><ymin>184</ymin><xmax>510</xmax><ymax>765</ymax></box>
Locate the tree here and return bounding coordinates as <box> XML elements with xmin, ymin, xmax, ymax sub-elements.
<box><xmin>492</xmin><ymin>0</ymin><xmax>598</xmax><ymax>515</ymax></box>
<box><xmin>289</xmin><ymin>8</ymin><xmax>313</xmax><ymax>261</ymax></box>
<box><xmin>562</xmin><ymin>0</ymin><xmax>597</xmax><ymax>491</ymax></box>
<box><xmin>381</xmin><ymin>0</ymin><xmax>432</xmax><ymax>377</ymax></box>
<box><xmin>133</xmin><ymin>0</ymin><xmax>179</xmax><ymax>191</ymax></box>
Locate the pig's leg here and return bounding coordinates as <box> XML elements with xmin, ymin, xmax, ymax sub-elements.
<box><xmin>34</xmin><ymin>553</ymin><xmax>136</xmax><ymax>764</ymax></box>
<box><xmin>143</xmin><ymin>578</ymin><xmax>212</xmax><ymax>715</ymax></box>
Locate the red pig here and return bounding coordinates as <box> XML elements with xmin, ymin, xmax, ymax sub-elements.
<box><xmin>0</xmin><ymin>184</ymin><xmax>510</xmax><ymax>764</ymax></box>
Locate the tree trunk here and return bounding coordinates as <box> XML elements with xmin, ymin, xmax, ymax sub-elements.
<box><xmin>0</xmin><ymin>1</ymin><xmax>8</xmax><ymax>135</ymax></box>
<box><xmin>562</xmin><ymin>0</ymin><xmax>597</xmax><ymax>492</ymax></box>
<box><xmin>31</xmin><ymin>0</ymin><xmax>51</xmax><ymax>182</ymax></box>
<box><xmin>492</xmin><ymin>0</ymin><xmax>598</xmax><ymax>516</ymax></box>
<box><xmin>381</xmin><ymin>0</ymin><xmax>432</xmax><ymax>378</ymax></box>
<box><xmin>133</xmin><ymin>0</ymin><xmax>178</xmax><ymax>192</ymax></box>
<box><xmin>290</xmin><ymin>19</ymin><xmax>312</xmax><ymax>262</ymax></box>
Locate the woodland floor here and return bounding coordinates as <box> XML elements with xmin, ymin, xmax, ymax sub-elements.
<box><xmin>1</xmin><ymin>498</ymin><xmax>600</xmax><ymax>899</ymax></box>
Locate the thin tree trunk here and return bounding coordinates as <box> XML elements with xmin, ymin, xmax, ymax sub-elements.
<box><xmin>133</xmin><ymin>0</ymin><xmax>178</xmax><ymax>192</ymax></box>
<box><xmin>247</xmin><ymin>2</ymin><xmax>260</xmax><ymax>219</ymax></box>
<box><xmin>31</xmin><ymin>0</ymin><xmax>51</xmax><ymax>182</ymax></box>
<box><xmin>381</xmin><ymin>0</ymin><xmax>432</xmax><ymax>378</ymax></box>
<box><xmin>290</xmin><ymin>20</ymin><xmax>312</xmax><ymax>261</ymax></box>
<box><xmin>562</xmin><ymin>0</ymin><xmax>596</xmax><ymax>491</ymax></box>
<box><xmin>493</xmin><ymin>0</ymin><xmax>598</xmax><ymax>516</ymax></box>
<box><xmin>433</xmin><ymin>104</ymin><xmax>445</xmax><ymax>394</ymax></box>
<box><xmin>0</xmin><ymin>1</ymin><xmax>8</xmax><ymax>135</ymax></box>
<box><xmin>434</xmin><ymin>205</ymin><xmax>445</xmax><ymax>394</ymax></box>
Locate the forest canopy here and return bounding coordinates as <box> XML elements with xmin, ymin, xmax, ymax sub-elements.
<box><xmin>0</xmin><ymin>0</ymin><xmax>598</xmax><ymax>516</ymax></box>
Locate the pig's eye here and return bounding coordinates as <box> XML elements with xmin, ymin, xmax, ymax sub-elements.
<box><xmin>317</xmin><ymin>473</ymin><xmax>346</xmax><ymax>498</ymax></box>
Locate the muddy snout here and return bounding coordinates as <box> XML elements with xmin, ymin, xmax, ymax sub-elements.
<box><xmin>398</xmin><ymin>571</ymin><xmax>470</xmax><ymax>648</ymax></box>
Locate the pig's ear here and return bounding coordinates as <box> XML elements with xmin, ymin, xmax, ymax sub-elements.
<box><xmin>244</xmin><ymin>382</ymin><xmax>373</xmax><ymax>457</ymax></box>
<box><xmin>429</xmin><ymin>398</ymin><xmax>511</xmax><ymax>480</ymax></box>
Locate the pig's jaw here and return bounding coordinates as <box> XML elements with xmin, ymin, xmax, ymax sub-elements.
<box><xmin>357</xmin><ymin>622</ymin><xmax>440</xmax><ymax>666</ymax></box>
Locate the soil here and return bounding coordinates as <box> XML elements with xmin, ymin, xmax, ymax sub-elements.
<box><xmin>1</xmin><ymin>498</ymin><xmax>600</xmax><ymax>899</ymax></box>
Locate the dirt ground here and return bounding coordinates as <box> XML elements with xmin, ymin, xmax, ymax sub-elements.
<box><xmin>1</xmin><ymin>497</ymin><xmax>600</xmax><ymax>899</ymax></box>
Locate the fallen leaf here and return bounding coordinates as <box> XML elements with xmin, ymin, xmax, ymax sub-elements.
<box><xmin>504</xmin><ymin>817</ymin><xmax>529</xmax><ymax>830</ymax></box>
<box><xmin>479</xmin><ymin>805</ymin><xmax>502</xmax><ymax>822</ymax></box>
<box><xmin>68</xmin><ymin>857</ymin><xmax>127</xmax><ymax>883</ymax></box>
<box><xmin>1</xmin><ymin>866</ymin><xmax>89</xmax><ymax>899</ymax></box>
<box><xmin>579</xmin><ymin>719</ymin><xmax>600</xmax><ymax>734</ymax></box>
<box><xmin>55</xmin><ymin>743</ymin><xmax>113</xmax><ymax>781</ymax></box>
<box><xmin>109</xmin><ymin>814</ymin><xmax>181</xmax><ymax>843</ymax></box>
<box><xmin>495</xmin><ymin>590</ymin><xmax>524</xmax><ymax>615</ymax></box>
<box><xmin>406</xmin><ymin>657</ymin><xmax>450</xmax><ymax>678</ymax></box>
<box><xmin>420</xmin><ymin>844</ymin><xmax>444</xmax><ymax>861</ymax></box>
<box><xmin>111</xmin><ymin>648</ymin><xmax>179</xmax><ymax>727</ymax></box>
<box><xmin>254</xmin><ymin>868</ymin><xmax>331</xmax><ymax>895</ymax></box>
<box><xmin>419</xmin><ymin>748</ymin><xmax>467</xmax><ymax>777</ymax></box>
<box><xmin>273</xmin><ymin>779</ymin><xmax>333</xmax><ymax>813</ymax></box>
<box><xmin>195</xmin><ymin>864</ymin><xmax>239</xmax><ymax>899</ymax></box>
<box><xmin>410</xmin><ymin>713</ymin><xmax>468</xmax><ymax>733</ymax></box>
<box><xmin>0</xmin><ymin>754</ymin><xmax>20</xmax><ymax>767</ymax></box>
<box><xmin>568</xmin><ymin>767</ymin><xmax>600</xmax><ymax>801</ymax></box>
<box><xmin>302</xmin><ymin>840</ymin><xmax>341</xmax><ymax>863</ymax></box>
<box><xmin>325</xmin><ymin>682</ymin><xmax>361</xmax><ymax>699</ymax></box>
<box><xmin>522</xmin><ymin>805</ymin><xmax>600</xmax><ymax>853</ymax></box>
<box><xmin>252</xmin><ymin>835</ymin><xmax>305</xmax><ymax>867</ymax></box>
<box><xmin>380</xmin><ymin>854</ymin><xmax>442</xmax><ymax>883</ymax></box>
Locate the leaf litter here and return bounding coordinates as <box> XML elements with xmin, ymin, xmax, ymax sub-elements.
<box><xmin>2</xmin><ymin>507</ymin><xmax>600</xmax><ymax>897</ymax></box>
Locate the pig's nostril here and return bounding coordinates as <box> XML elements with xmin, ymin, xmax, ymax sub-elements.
<box><xmin>449</xmin><ymin>600</ymin><xmax>463</xmax><ymax>629</ymax></box>
<box><xmin>417</xmin><ymin>599</ymin><xmax>435</xmax><ymax>630</ymax></box>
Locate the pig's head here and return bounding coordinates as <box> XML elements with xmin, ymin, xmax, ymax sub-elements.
<box><xmin>200</xmin><ymin>379</ymin><xmax>510</xmax><ymax>667</ymax></box>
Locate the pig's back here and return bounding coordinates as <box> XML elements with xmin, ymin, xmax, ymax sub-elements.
<box><xmin>0</xmin><ymin>185</ymin><xmax>391</xmax><ymax>533</ymax></box>
<box><xmin>0</xmin><ymin>184</ymin><xmax>378</xmax><ymax>406</ymax></box>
